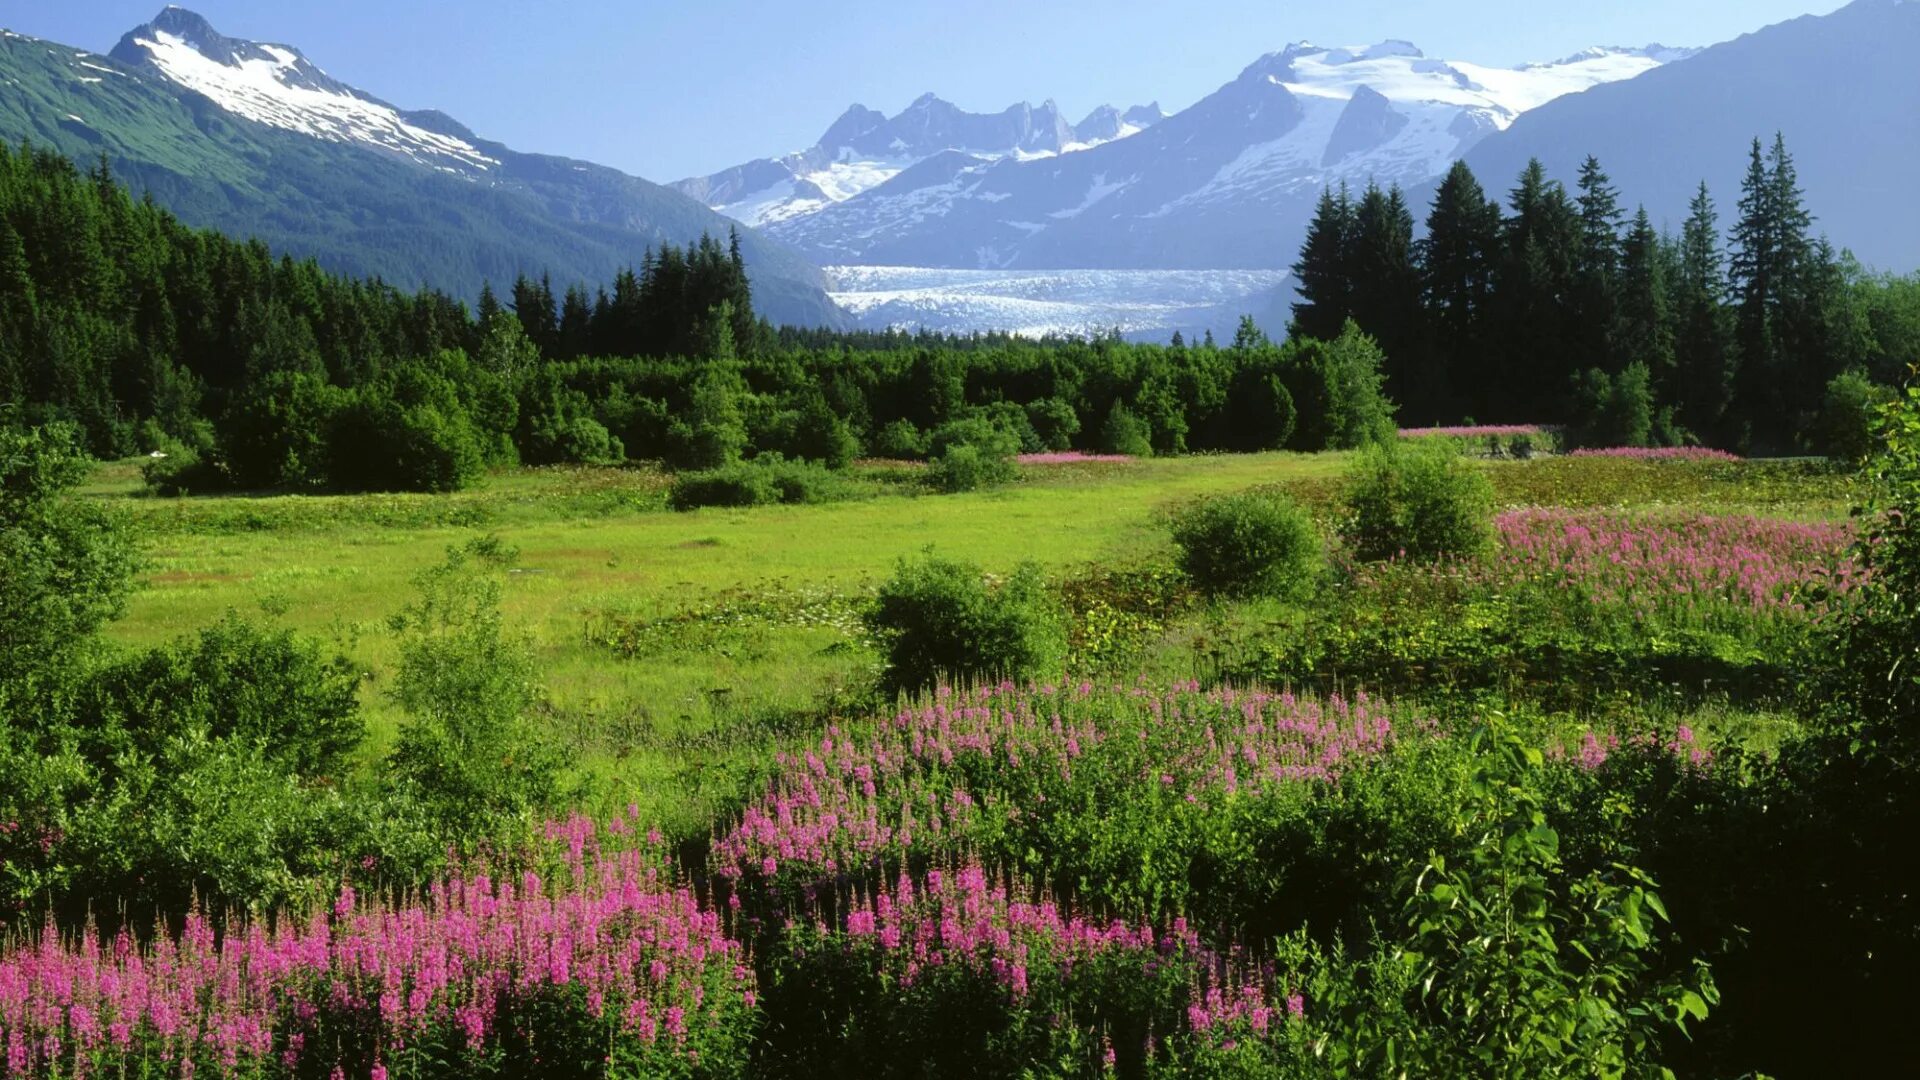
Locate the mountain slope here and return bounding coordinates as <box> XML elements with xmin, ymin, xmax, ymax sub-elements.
<box><xmin>0</xmin><ymin>10</ymin><xmax>844</xmax><ymax>326</ymax></box>
<box><xmin>741</xmin><ymin>42</ymin><xmax>1687</xmax><ymax>271</ymax></box>
<box><xmin>1461</xmin><ymin>0</ymin><xmax>1919</xmax><ymax>271</ymax></box>
<box><xmin>673</xmin><ymin>93</ymin><xmax>1165</xmax><ymax>229</ymax></box>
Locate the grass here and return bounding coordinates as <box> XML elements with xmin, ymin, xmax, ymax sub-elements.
<box><xmin>84</xmin><ymin>450</ymin><xmax>1852</xmax><ymax>827</ymax></box>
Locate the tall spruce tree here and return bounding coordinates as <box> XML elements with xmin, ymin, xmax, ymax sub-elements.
<box><xmin>1617</xmin><ymin>207</ymin><xmax>1675</xmax><ymax>395</ymax></box>
<box><xmin>1421</xmin><ymin>161</ymin><xmax>1502</xmax><ymax>418</ymax></box>
<box><xmin>1730</xmin><ymin>133</ymin><xmax>1816</xmax><ymax>447</ymax></box>
<box><xmin>1494</xmin><ymin>159</ymin><xmax>1582</xmax><ymax>420</ymax></box>
<box><xmin>1348</xmin><ymin>183</ymin><xmax>1426</xmax><ymax>416</ymax></box>
<box><xmin>1674</xmin><ymin>182</ymin><xmax>1735</xmax><ymax>440</ymax></box>
<box><xmin>1574</xmin><ymin>156</ymin><xmax>1625</xmax><ymax>373</ymax></box>
<box><xmin>1291</xmin><ymin>183</ymin><xmax>1356</xmax><ymax>340</ymax></box>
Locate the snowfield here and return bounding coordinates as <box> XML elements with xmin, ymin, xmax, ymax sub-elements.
<box><xmin>825</xmin><ymin>266</ymin><xmax>1289</xmax><ymax>339</ymax></box>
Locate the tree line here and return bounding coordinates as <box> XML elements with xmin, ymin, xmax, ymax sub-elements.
<box><xmin>1292</xmin><ymin>135</ymin><xmax>1919</xmax><ymax>452</ymax></box>
<box><xmin>5</xmin><ymin>137</ymin><xmax>1917</xmax><ymax>494</ymax></box>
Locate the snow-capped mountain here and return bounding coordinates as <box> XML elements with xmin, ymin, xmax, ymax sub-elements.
<box><xmin>724</xmin><ymin>41</ymin><xmax>1690</xmax><ymax>271</ymax></box>
<box><xmin>21</xmin><ymin>7</ymin><xmax>844</xmax><ymax>326</ymax></box>
<box><xmin>673</xmin><ymin>94</ymin><xmax>1165</xmax><ymax>228</ymax></box>
<box><xmin>109</xmin><ymin>7</ymin><xmax>497</xmax><ymax>174</ymax></box>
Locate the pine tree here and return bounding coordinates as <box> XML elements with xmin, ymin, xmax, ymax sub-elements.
<box><xmin>1348</xmin><ymin>183</ymin><xmax>1426</xmax><ymax>417</ymax></box>
<box><xmin>1574</xmin><ymin>156</ymin><xmax>1625</xmax><ymax>372</ymax></box>
<box><xmin>1290</xmin><ymin>183</ymin><xmax>1356</xmax><ymax>340</ymax></box>
<box><xmin>1617</xmin><ymin>207</ymin><xmax>1675</xmax><ymax>391</ymax></box>
<box><xmin>1730</xmin><ymin>133</ymin><xmax>1816</xmax><ymax>448</ymax></box>
<box><xmin>1674</xmin><ymin>182</ymin><xmax>1735</xmax><ymax>439</ymax></box>
<box><xmin>1421</xmin><ymin>161</ymin><xmax>1502</xmax><ymax>418</ymax></box>
<box><xmin>1494</xmin><ymin>160</ymin><xmax>1582</xmax><ymax>420</ymax></box>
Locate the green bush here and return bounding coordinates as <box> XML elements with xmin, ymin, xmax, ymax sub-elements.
<box><xmin>0</xmin><ymin>424</ymin><xmax>139</xmax><ymax>691</ymax></box>
<box><xmin>81</xmin><ymin>614</ymin><xmax>364</xmax><ymax>778</ymax></box>
<box><xmin>386</xmin><ymin>545</ymin><xmax>565</xmax><ymax>840</ymax></box>
<box><xmin>1341</xmin><ymin>441</ymin><xmax>1495</xmax><ymax>562</ymax></box>
<box><xmin>520</xmin><ymin>371</ymin><xmax>623</xmax><ymax>465</ymax></box>
<box><xmin>669</xmin><ymin>456</ymin><xmax>850</xmax><ymax>510</ymax></box>
<box><xmin>1170</xmin><ymin>492</ymin><xmax>1323</xmax><ymax>599</ymax></box>
<box><xmin>872</xmin><ymin>419</ymin><xmax>929</xmax><ymax>459</ymax></box>
<box><xmin>1024</xmin><ymin>396</ymin><xmax>1081</xmax><ymax>451</ymax></box>
<box><xmin>928</xmin><ymin>442</ymin><xmax>1018</xmax><ymax>493</ymax></box>
<box><xmin>1097</xmin><ymin>400</ymin><xmax>1155</xmax><ymax>457</ymax></box>
<box><xmin>866</xmin><ymin>555</ymin><xmax>1065</xmax><ymax>695</ymax></box>
<box><xmin>1817</xmin><ymin>369</ymin><xmax>1895</xmax><ymax>463</ymax></box>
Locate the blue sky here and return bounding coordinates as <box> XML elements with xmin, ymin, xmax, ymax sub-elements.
<box><xmin>5</xmin><ymin>1</ymin><xmax>1849</xmax><ymax>181</ymax></box>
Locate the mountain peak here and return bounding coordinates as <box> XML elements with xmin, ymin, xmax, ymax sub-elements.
<box><xmin>108</xmin><ymin>6</ymin><xmax>499</xmax><ymax>172</ymax></box>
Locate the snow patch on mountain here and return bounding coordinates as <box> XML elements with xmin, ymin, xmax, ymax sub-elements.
<box><xmin>680</xmin><ymin>95</ymin><xmax>1164</xmax><ymax>228</ymax></box>
<box><xmin>118</xmin><ymin>18</ymin><xmax>496</xmax><ymax>172</ymax></box>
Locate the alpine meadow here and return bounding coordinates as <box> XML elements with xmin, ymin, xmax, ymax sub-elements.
<box><xmin>4</xmin><ymin>2</ymin><xmax>1920</xmax><ymax>1078</ymax></box>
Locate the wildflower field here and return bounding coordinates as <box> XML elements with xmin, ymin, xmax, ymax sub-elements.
<box><xmin>5</xmin><ymin>406</ymin><xmax>1916</xmax><ymax>1078</ymax></box>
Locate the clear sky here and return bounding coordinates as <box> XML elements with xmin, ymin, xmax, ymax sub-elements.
<box><xmin>3</xmin><ymin>1</ymin><xmax>1850</xmax><ymax>182</ymax></box>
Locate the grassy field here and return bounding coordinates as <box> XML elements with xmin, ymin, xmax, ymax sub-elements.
<box><xmin>83</xmin><ymin>451</ymin><xmax>1853</xmax><ymax>826</ymax></box>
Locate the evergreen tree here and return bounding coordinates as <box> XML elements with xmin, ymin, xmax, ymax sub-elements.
<box><xmin>1574</xmin><ymin>156</ymin><xmax>1625</xmax><ymax>372</ymax></box>
<box><xmin>1421</xmin><ymin>161</ymin><xmax>1502</xmax><ymax>419</ymax></box>
<box><xmin>1730</xmin><ymin>133</ymin><xmax>1815</xmax><ymax>448</ymax></box>
<box><xmin>1290</xmin><ymin>183</ymin><xmax>1356</xmax><ymax>340</ymax></box>
<box><xmin>1494</xmin><ymin>160</ymin><xmax>1582</xmax><ymax>421</ymax></box>
<box><xmin>1674</xmin><ymin>182</ymin><xmax>1736</xmax><ymax>440</ymax></box>
<box><xmin>1617</xmin><ymin>207</ymin><xmax>1676</xmax><ymax>394</ymax></box>
<box><xmin>1348</xmin><ymin>183</ymin><xmax>1426</xmax><ymax>417</ymax></box>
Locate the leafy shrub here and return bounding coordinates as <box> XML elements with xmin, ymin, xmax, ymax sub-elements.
<box><xmin>1023</xmin><ymin>396</ymin><xmax>1081</xmax><ymax>451</ymax></box>
<box><xmin>81</xmin><ymin>614</ymin><xmax>364</xmax><ymax>778</ymax></box>
<box><xmin>669</xmin><ymin>456</ymin><xmax>850</xmax><ymax>510</ymax></box>
<box><xmin>1097</xmin><ymin>400</ymin><xmax>1154</xmax><ymax>457</ymax></box>
<box><xmin>928</xmin><ymin>441</ymin><xmax>1018</xmax><ymax>493</ymax></box>
<box><xmin>1280</xmin><ymin>728</ymin><xmax>1715</xmax><ymax>1078</ymax></box>
<box><xmin>1341</xmin><ymin>441</ymin><xmax>1495</xmax><ymax>562</ymax></box>
<box><xmin>519</xmin><ymin>370</ymin><xmax>623</xmax><ymax>465</ymax></box>
<box><xmin>1170</xmin><ymin>492</ymin><xmax>1323</xmax><ymax>599</ymax></box>
<box><xmin>872</xmin><ymin>419</ymin><xmax>929</xmax><ymax>459</ymax></box>
<box><xmin>785</xmin><ymin>396</ymin><xmax>861</xmax><ymax>469</ymax></box>
<box><xmin>386</xmin><ymin>545</ymin><xmax>565</xmax><ymax>839</ymax></box>
<box><xmin>139</xmin><ymin>445</ymin><xmax>226</xmax><ymax>496</ymax></box>
<box><xmin>866</xmin><ymin>555</ymin><xmax>1065</xmax><ymax>695</ymax></box>
<box><xmin>1817</xmin><ymin>369</ymin><xmax>1895</xmax><ymax>462</ymax></box>
<box><xmin>0</xmin><ymin>424</ymin><xmax>139</xmax><ymax>690</ymax></box>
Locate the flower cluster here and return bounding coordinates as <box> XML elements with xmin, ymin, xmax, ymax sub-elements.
<box><xmin>1016</xmin><ymin>451</ymin><xmax>1137</xmax><ymax>465</ymax></box>
<box><xmin>792</xmin><ymin>862</ymin><xmax>1296</xmax><ymax>1050</ymax></box>
<box><xmin>711</xmin><ymin>682</ymin><xmax>1403</xmax><ymax>884</ymax></box>
<box><xmin>0</xmin><ymin>814</ymin><xmax>749</xmax><ymax>1078</ymax></box>
<box><xmin>1566</xmin><ymin>447</ymin><xmax>1742</xmax><ymax>462</ymax></box>
<box><xmin>1494</xmin><ymin>509</ymin><xmax>1860</xmax><ymax>621</ymax></box>
<box><xmin>1399</xmin><ymin>425</ymin><xmax>1548</xmax><ymax>439</ymax></box>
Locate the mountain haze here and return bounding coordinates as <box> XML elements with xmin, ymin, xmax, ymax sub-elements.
<box><xmin>1461</xmin><ymin>0</ymin><xmax>1920</xmax><ymax>271</ymax></box>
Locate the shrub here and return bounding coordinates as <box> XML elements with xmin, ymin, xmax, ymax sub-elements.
<box><xmin>787</xmin><ymin>396</ymin><xmax>861</xmax><ymax>469</ymax></box>
<box><xmin>669</xmin><ymin>456</ymin><xmax>850</xmax><ymax>510</ymax></box>
<box><xmin>520</xmin><ymin>371</ymin><xmax>623</xmax><ymax>465</ymax></box>
<box><xmin>872</xmin><ymin>419</ymin><xmax>929</xmax><ymax>459</ymax></box>
<box><xmin>1170</xmin><ymin>492</ymin><xmax>1323</xmax><ymax>599</ymax></box>
<box><xmin>866</xmin><ymin>555</ymin><xmax>1065</xmax><ymax>695</ymax></box>
<box><xmin>929</xmin><ymin>442</ymin><xmax>1018</xmax><ymax>493</ymax></box>
<box><xmin>386</xmin><ymin>545</ymin><xmax>564</xmax><ymax>839</ymax></box>
<box><xmin>1341</xmin><ymin>441</ymin><xmax>1495</xmax><ymax>562</ymax></box>
<box><xmin>81</xmin><ymin>614</ymin><xmax>364</xmax><ymax>778</ymax></box>
<box><xmin>1097</xmin><ymin>401</ymin><xmax>1155</xmax><ymax>457</ymax></box>
<box><xmin>926</xmin><ymin>419</ymin><xmax>1021</xmax><ymax>492</ymax></box>
<box><xmin>1024</xmin><ymin>397</ymin><xmax>1081</xmax><ymax>451</ymax></box>
<box><xmin>0</xmin><ymin>424</ymin><xmax>139</xmax><ymax>691</ymax></box>
<box><xmin>1817</xmin><ymin>369</ymin><xmax>1895</xmax><ymax>463</ymax></box>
